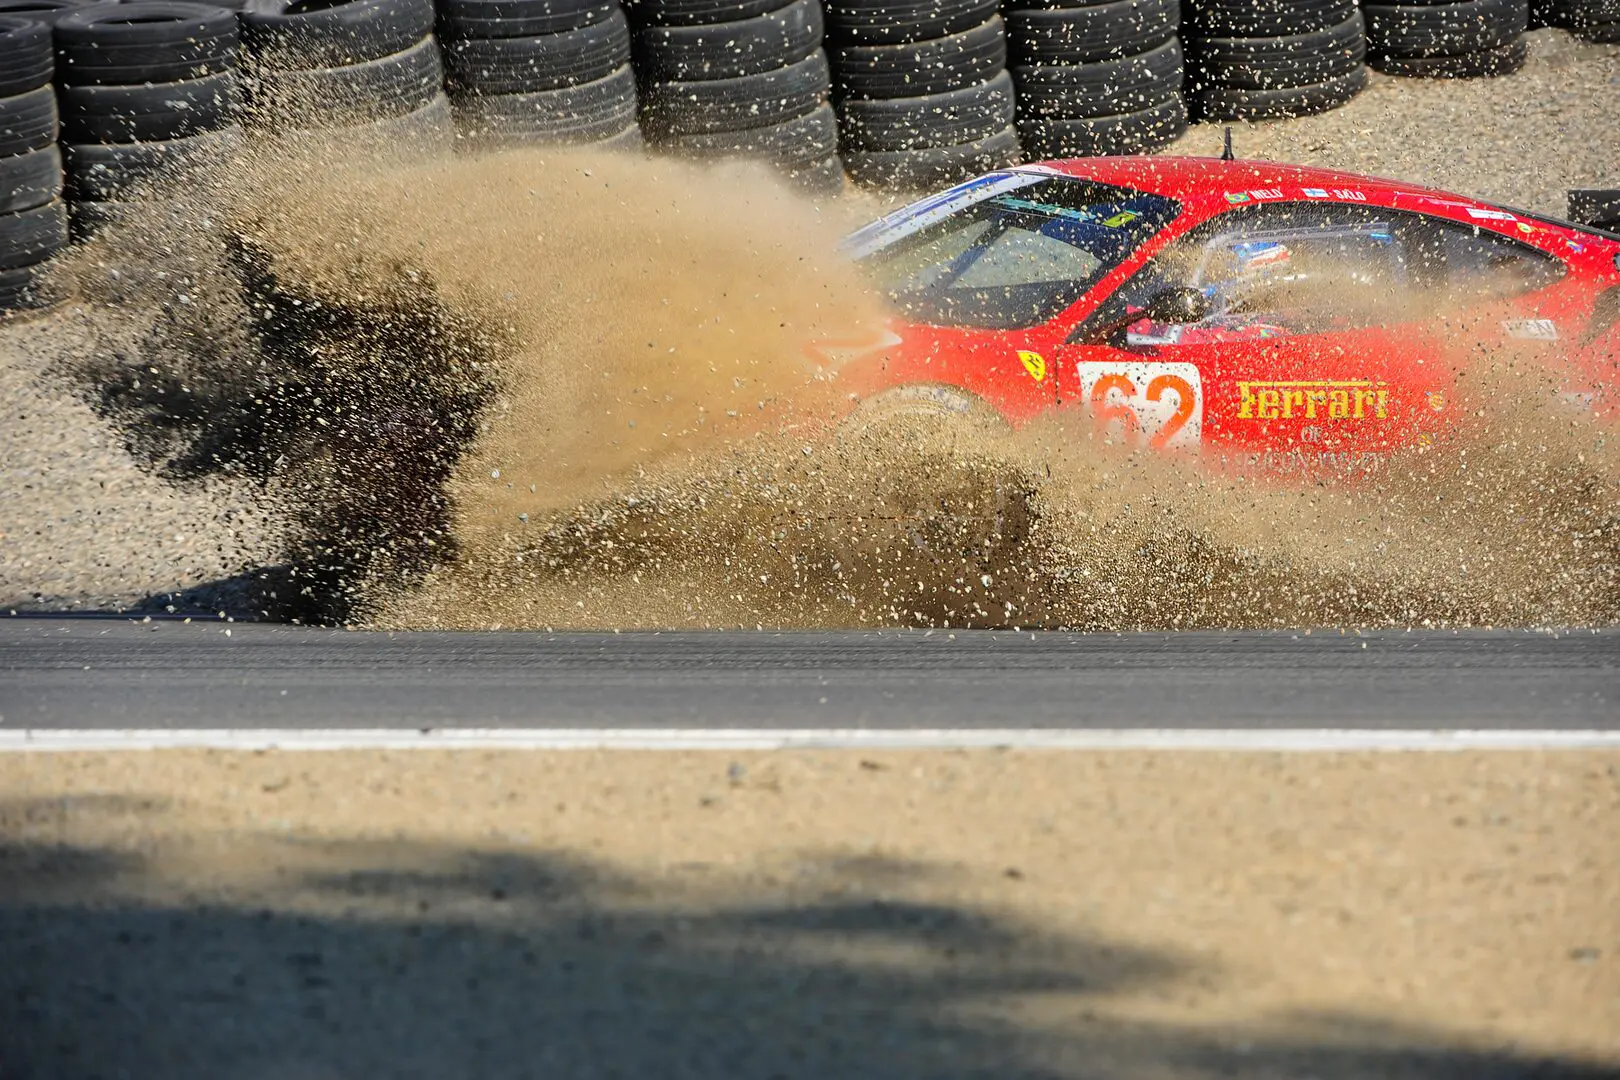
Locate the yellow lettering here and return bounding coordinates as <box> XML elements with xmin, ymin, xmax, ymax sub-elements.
<box><xmin>1373</xmin><ymin>389</ymin><xmax>1388</xmax><ymax>418</ymax></box>
<box><xmin>1328</xmin><ymin>389</ymin><xmax>1350</xmax><ymax>420</ymax></box>
<box><xmin>1279</xmin><ymin>390</ymin><xmax>1305</xmax><ymax>419</ymax></box>
<box><xmin>1257</xmin><ymin>388</ymin><xmax>1281</xmax><ymax>420</ymax></box>
<box><xmin>1304</xmin><ymin>390</ymin><xmax>1327</xmax><ymax>419</ymax></box>
<box><xmin>1238</xmin><ymin>383</ymin><xmax>1257</xmax><ymax>419</ymax></box>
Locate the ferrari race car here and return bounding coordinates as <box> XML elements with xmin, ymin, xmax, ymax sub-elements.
<box><xmin>821</xmin><ymin>157</ymin><xmax>1620</xmax><ymax>477</ymax></box>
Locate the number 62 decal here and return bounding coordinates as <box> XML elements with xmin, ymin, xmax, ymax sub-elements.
<box><xmin>1075</xmin><ymin>361</ymin><xmax>1203</xmax><ymax>450</ymax></box>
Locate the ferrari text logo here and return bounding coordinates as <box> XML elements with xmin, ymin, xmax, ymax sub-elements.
<box><xmin>1237</xmin><ymin>380</ymin><xmax>1390</xmax><ymax>421</ymax></box>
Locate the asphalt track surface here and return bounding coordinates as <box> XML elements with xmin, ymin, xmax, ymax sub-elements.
<box><xmin>0</xmin><ymin>618</ymin><xmax>1616</xmax><ymax>732</ymax></box>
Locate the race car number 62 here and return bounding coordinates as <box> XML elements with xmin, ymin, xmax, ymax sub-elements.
<box><xmin>1075</xmin><ymin>361</ymin><xmax>1203</xmax><ymax>450</ymax></box>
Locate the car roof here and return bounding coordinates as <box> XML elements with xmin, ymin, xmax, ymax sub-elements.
<box><xmin>1015</xmin><ymin>155</ymin><xmax>1486</xmax><ymax>215</ymax></box>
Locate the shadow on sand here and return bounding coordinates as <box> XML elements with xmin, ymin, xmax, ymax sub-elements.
<box><xmin>1</xmin><ymin>807</ymin><xmax>1614</xmax><ymax>1080</ymax></box>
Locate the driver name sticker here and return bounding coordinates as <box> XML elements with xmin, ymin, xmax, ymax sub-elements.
<box><xmin>1076</xmin><ymin>361</ymin><xmax>1203</xmax><ymax>451</ymax></box>
<box><xmin>1502</xmin><ymin>318</ymin><xmax>1558</xmax><ymax>341</ymax></box>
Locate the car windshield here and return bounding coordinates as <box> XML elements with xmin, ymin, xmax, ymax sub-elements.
<box><xmin>855</xmin><ymin>176</ymin><xmax>1181</xmax><ymax>330</ymax></box>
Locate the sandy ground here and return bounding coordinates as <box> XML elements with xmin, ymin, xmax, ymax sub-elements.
<box><xmin>1</xmin><ymin>750</ymin><xmax>1616</xmax><ymax>1078</ymax></box>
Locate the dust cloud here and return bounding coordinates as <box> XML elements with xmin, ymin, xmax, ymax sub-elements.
<box><xmin>18</xmin><ymin>138</ymin><xmax>1618</xmax><ymax>630</ymax></box>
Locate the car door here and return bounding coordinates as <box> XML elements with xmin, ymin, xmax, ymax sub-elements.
<box><xmin>1052</xmin><ymin>201</ymin><xmax>1450</xmax><ymax>474</ymax></box>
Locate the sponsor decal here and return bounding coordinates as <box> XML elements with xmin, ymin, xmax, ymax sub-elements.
<box><xmin>1224</xmin><ymin>191</ymin><xmax>1251</xmax><ymax>204</ymax></box>
<box><xmin>1302</xmin><ymin>188</ymin><xmax>1330</xmax><ymax>199</ymax></box>
<box><xmin>1515</xmin><ymin>222</ymin><xmax>1535</xmax><ymax>235</ymax></box>
<box><xmin>1231</xmin><ymin>449</ymin><xmax>1390</xmax><ymax>475</ymax></box>
<box><xmin>1502</xmin><ymin>318</ymin><xmax>1558</xmax><ymax>341</ymax></box>
<box><xmin>1076</xmin><ymin>361</ymin><xmax>1203</xmax><ymax>450</ymax></box>
<box><xmin>1018</xmin><ymin>350</ymin><xmax>1047</xmax><ymax>382</ymax></box>
<box><xmin>1466</xmin><ymin>207</ymin><xmax>1518</xmax><ymax>222</ymax></box>
<box><xmin>1426</xmin><ymin>390</ymin><xmax>1446</xmax><ymax>412</ymax></box>
<box><xmin>1236</xmin><ymin>379</ymin><xmax>1390</xmax><ymax>421</ymax></box>
<box><xmin>991</xmin><ymin>197</ymin><xmax>1145</xmax><ymax>228</ymax></box>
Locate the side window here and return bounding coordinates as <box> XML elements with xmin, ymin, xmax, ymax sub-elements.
<box><xmin>1082</xmin><ymin>203</ymin><xmax>1419</xmax><ymax>345</ymax></box>
<box><xmin>1403</xmin><ymin>216</ymin><xmax>1566</xmax><ymax>301</ymax></box>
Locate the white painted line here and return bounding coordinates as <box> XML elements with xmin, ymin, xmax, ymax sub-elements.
<box><xmin>0</xmin><ymin>729</ymin><xmax>1618</xmax><ymax>752</ymax></box>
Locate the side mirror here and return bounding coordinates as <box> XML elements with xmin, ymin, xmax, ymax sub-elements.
<box><xmin>1080</xmin><ymin>286</ymin><xmax>1211</xmax><ymax>344</ymax></box>
<box><xmin>1139</xmin><ymin>286</ymin><xmax>1211</xmax><ymax>326</ymax></box>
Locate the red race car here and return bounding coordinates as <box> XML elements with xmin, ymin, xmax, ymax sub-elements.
<box><xmin>822</xmin><ymin>157</ymin><xmax>1620</xmax><ymax>478</ymax></box>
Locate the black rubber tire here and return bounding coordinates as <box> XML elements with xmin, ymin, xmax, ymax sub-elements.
<box><xmin>1013</xmin><ymin>35</ymin><xmax>1179</xmax><ymax>118</ymax></box>
<box><xmin>784</xmin><ymin>153</ymin><xmax>844</xmax><ymax>193</ymax></box>
<box><xmin>824</xmin><ymin>0</ymin><xmax>1000</xmax><ymax>45</ymax></box>
<box><xmin>0</xmin><ymin>15</ymin><xmax>53</xmax><ymax>96</ymax></box>
<box><xmin>1018</xmin><ymin>90</ymin><xmax>1184</xmax><ymax>157</ymax></box>
<box><xmin>639</xmin><ymin>48</ymin><xmax>830</xmax><ymax>137</ymax></box>
<box><xmin>54</xmin><ymin>12</ymin><xmax>237</xmax><ymax>84</ymax></box>
<box><xmin>1363</xmin><ymin>0</ymin><xmax>1528</xmax><ymax>56</ymax></box>
<box><xmin>662</xmin><ymin>99</ymin><xmax>837</xmax><ymax>160</ymax></box>
<box><xmin>1186</xmin><ymin>0</ymin><xmax>1357</xmax><ymax>35</ymax></box>
<box><xmin>1006</xmin><ymin>0</ymin><xmax>1179</xmax><ymax>64</ymax></box>
<box><xmin>62</xmin><ymin>125</ymin><xmax>243</xmax><ymax>200</ymax></box>
<box><xmin>831</xmin><ymin>15</ymin><xmax>1005</xmax><ymax>99</ymax></box>
<box><xmin>240</xmin><ymin>0</ymin><xmax>434</xmax><ymax>67</ymax></box>
<box><xmin>0</xmin><ymin>261</ymin><xmax>57</xmax><ymax>312</ymax></box>
<box><xmin>0</xmin><ymin>199</ymin><xmax>67</xmax><ymax>271</ymax></box>
<box><xmin>1190</xmin><ymin>64</ymin><xmax>1366</xmax><ymax>119</ymax></box>
<box><xmin>0</xmin><ymin>144</ymin><xmax>61</xmax><ymax>214</ymax></box>
<box><xmin>0</xmin><ymin>0</ymin><xmax>98</xmax><ymax>27</ymax></box>
<box><xmin>842</xmin><ymin>123</ymin><xmax>1019</xmax><ymax>188</ymax></box>
<box><xmin>1572</xmin><ymin>15</ymin><xmax>1620</xmax><ymax>37</ymax></box>
<box><xmin>54</xmin><ymin>3</ymin><xmax>239</xmax><ymax>87</ymax></box>
<box><xmin>339</xmin><ymin>88</ymin><xmax>454</xmax><ymax>145</ymax></box>
<box><xmin>634</xmin><ymin>0</ymin><xmax>821</xmax><ymax>81</ymax></box>
<box><xmin>1534</xmin><ymin>0</ymin><xmax>1620</xmax><ymax>21</ymax></box>
<box><xmin>0</xmin><ymin>85</ymin><xmax>57</xmax><ymax>156</ymax></box>
<box><xmin>624</xmin><ymin>0</ymin><xmax>786</xmax><ymax>28</ymax></box>
<box><xmin>452</xmin><ymin>62</ymin><xmax>638</xmax><ymax>142</ymax></box>
<box><xmin>56</xmin><ymin>41</ymin><xmax>239</xmax><ymax>86</ymax></box>
<box><xmin>1369</xmin><ymin>36</ymin><xmax>1527</xmax><ymax>74</ymax></box>
<box><xmin>67</xmin><ymin>197</ymin><xmax>127</xmax><ymax>240</ymax></box>
<box><xmin>445</xmin><ymin>8</ymin><xmax>628</xmax><ymax>93</ymax></box>
<box><xmin>837</xmin><ymin>68</ymin><xmax>1014</xmax><ymax>151</ymax></box>
<box><xmin>1190</xmin><ymin>12</ymin><xmax>1364</xmax><ymax>91</ymax></box>
<box><xmin>438</xmin><ymin>0</ymin><xmax>614</xmax><ymax>38</ymax></box>
<box><xmin>248</xmin><ymin>35</ymin><xmax>442</xmax><ymax>127</ymax></box>
<box><xmin>59</xmin><ymin>70</ymin><xmax>241</xmax><ymax>143</ymax></box>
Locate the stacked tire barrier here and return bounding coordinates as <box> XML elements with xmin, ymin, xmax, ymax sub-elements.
<box><xmin>441</xmin><ymin>0</ymin><xmax>639</xmax><ymax>149</ymax></box>
<box><xmin>1184</xmin><ymin>0</ymin><xmax>1366</xmax><ymax>118</ymax></box>
<box><xmin>629</xmin><ymin>0</ymin><xmax>841</xmax><ymax>190</ymax></box>
<box><xmin>1532</xmin><ymin>0</ymin><xmax>1619</xmax><ymax>41</ymax></box>
<box><xmin>0</xmin><ymin>15</ymin><xmax>67</xmax><ymax>310</ymax></box>
<box><xmin>239</xmin><ymin>0</ymin><xmax>453</xmax><ymax>145</ymax></box>
<box><xmin>53</xmin><ymin>3</ymin><xmax>242</xmax><ymax>238</ymax></box>
<box><xmin>826</xmin><ymin>0</ymin><xmax>1016</xmax><ymax>189</ymax></box>
<box><xmin>1366</xmin><ymin>0</ymin><xmax>1531</xmax><ymax>77</ymax></box>
<box><xmin>1006</xmin><ymin>0</ymin><xmax>1185</xmax><ymax>161</ymax></box>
